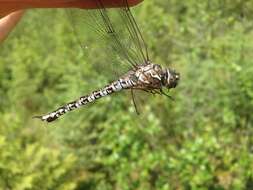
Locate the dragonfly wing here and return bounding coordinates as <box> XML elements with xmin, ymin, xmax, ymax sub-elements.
<box><xmin>66</xmin><ymin>0</ymin><xmax>150</xmax><ymax>80</ymax></box>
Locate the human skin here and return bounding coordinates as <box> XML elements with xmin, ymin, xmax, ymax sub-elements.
<box><xmin>0</xmin><ymin>0</ymin><xmax>142</xmax><ymax>43</ymax></box>
<box><xmin>0</xmin><ymin>0</ymin><xmax>143</xmax><ymax>17</ymax></box>
<box><xmin>0</xmin><ymin>10</ymin><xmax>24</xmax><ymax>42</ymax></box>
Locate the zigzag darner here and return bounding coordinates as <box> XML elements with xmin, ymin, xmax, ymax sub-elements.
<box><xmin>34</xmin><ymin>0</ymin><xmax>180</xmax><ymax>122</ymax></box>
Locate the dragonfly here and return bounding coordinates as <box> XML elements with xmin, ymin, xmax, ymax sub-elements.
<box><xmin>34</xmin><ymin>0</ymin><xmax>180</xmax><ymax>122</ymax></box>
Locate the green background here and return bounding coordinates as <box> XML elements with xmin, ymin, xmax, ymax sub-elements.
<box><xmin>1</xmin><ymin>0</ymin><xmax>253</xmax><ymax>189</ymax></box>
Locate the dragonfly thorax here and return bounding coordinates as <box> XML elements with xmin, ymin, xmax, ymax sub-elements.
<box><xmin>129</xmin><ymin>63</ymin><xmax>180</xmax><ymax>91</ymax></box>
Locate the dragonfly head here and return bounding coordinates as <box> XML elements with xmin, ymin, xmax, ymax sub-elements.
<box><xmin>162</xmin><ymin>68</ymin><xmax>180</xmax><ymax>89</ymax></box>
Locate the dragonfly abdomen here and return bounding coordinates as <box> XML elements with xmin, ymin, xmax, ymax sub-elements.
<box><xmin>34</xmin><ymin>78</ymin><xmax>133</xmax><ymax>122</ymax></box>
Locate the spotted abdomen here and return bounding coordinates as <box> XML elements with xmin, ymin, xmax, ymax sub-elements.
<box><xmin>34</xmin><ymin>79</ymin><xmax>133</xmax><ymax>122</ymax></box>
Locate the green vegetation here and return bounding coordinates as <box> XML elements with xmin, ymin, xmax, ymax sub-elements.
<box><xmin>0</xmin><ymin>0</ymin><xmax>253</xmax><ymax>189</ymax></box>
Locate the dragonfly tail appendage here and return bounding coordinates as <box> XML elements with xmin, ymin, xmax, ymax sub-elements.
<box><xmin>34</xmin><ymin>79</ymin><xmax>132</xmax><ymax>123</ymax></box>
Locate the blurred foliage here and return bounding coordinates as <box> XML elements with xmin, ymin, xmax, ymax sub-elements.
<box><xmin>1</xmin><ymin>0</ymin><xmax>253</xmax><ymax>189</ymax></box>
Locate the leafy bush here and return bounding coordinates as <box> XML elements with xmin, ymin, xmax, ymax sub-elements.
<box><xmin>0</xmin><ymin>0</ymin><xmax>253</xmax><ymax>189</ymax></box>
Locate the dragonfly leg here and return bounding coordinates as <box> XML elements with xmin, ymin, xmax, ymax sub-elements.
<box><xmin>131</xmin><ymin>89</ymin><xmax>140</xmax><ymax>115</ymax></box>
<box><xmin>143</xmin><ymin>89</ymin><xmax>156</xmax><ymax>95</ymax></box>
<box><xmin>159</xmin><ymin>89</ymin><xmax>175</xmax><ymax>101</ymax></box>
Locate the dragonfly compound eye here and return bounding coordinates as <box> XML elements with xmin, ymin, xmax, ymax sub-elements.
<box><xmin>166</xmin><ymin>69</ymin><xmax>180</xmax><ymax>88</ymax></box>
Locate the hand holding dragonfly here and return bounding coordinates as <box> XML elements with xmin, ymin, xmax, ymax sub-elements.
<box><xmin>0</xmin><ymin>0</ymin><xmax>143</xmax><ymax>42</ymax></box>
